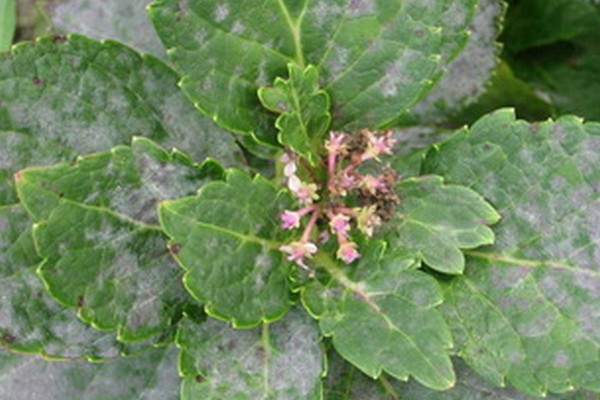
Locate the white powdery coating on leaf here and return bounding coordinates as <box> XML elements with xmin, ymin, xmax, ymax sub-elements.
<box><xmin>348</xmin><ymin>0</ymin><xmax>376</xmax><ymax>17</ymax></box>
<box><xmin>156</xmin><ymin>92</ymin><xmax>242</xmax><ymax>167</ymax></box>
<box><xmin>107</xmin><ymin>151</ymin><xmax>204</xmax><ymax>225</ymax></box>
<box><xmin>379</xmin><ymin>53</ymin><xmax>419</xmax><ymax>98</ymax></box>
<box><xmin>0</xmin><ymin>132</ymin><xmax>27</xmax><ymax>171</ymax></box>
<box><xmin>185</xmin><ymin>309</ymin><xmax>322</xmax><ymax>397</ymax></box>
<box><xmin>214</xmin><ymin>3</ymin><xmax>230</xmax><ymax>22</ymax></box>
<box><xmin>410</xmin><ymin>0</ymin><xmax>503</xmax><ymax>122</ymax></box>
<box><xmin>324</xmin><ymin>46</ymin><xmax>350</xmax><ymax>79</ymax></box>
<box><xmin>311</xmin><ymin>1</ymin><xmax>343</xmax><ymax>27</ymax></box>
<box><xmin>49</xmin><ymin>0</ymin><xmax>167</xmax><ymax>59</ymax></box>
<box><xmin>231</xmin><ymin>20</ymin><xmax>245</xmax><ymax>34</ymax></box>
<box><xmin>270</xmin><ymin>311</ymin><xmax>322</xmax><ymax>396</ymax></box>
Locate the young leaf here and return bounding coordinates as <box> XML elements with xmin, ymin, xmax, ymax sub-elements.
<box><xmin>15</xmin><ymin>138</ymin><xmax>214</xmax><ymax>343</ymax></box>
<box><xmin>0</xmin><ymin>34</ymin><xmax>242</xmax><ymax>205</ymax></box>
<box><xmin>177</xmin><ymin>307</ymin><xmax>324</xmax><ymax>399</ymax></box>
<box><xmin>422</xmin><ymin>109</ymin><xmax>600</xmax><ymax>396</ymax></box>
<box><xmin>48</xmin><ymin>0</ymin><xmax>168</xmax><ymax>59</ymax></box>
<box><xmin>0</xmin><ymin>346</ymin><xmax>180</xmax><ymax>400</ymax></box>
<box><xmin>302</xmin><ymin>244</ymin><xmax>455</xmax><ymax>391</ymax></box>
<box><xmin>159</xmin><ymin>169</ymin><xmax>294</xmax><ymax>327</ymax></box>
<box><xmin>149</xmin><ymin>0</ymin><xmax>478</xmax><ymax>144</ymax></box>
<box><xmin>384</xmin><ymin>175</ymin><xmax>500</xmax><ymax>274</ymax></box>
<box><xmin>258</xmin><ymin>63</ymin><xmax>330</xmax><ymax>164</ymax></box>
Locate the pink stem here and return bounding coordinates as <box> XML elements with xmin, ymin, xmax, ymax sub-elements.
<box><xmin>297</xmin><ymin>204</ymin><xmax>318</xmax><ymax>216</ymax></box>
<box><xmin>328</xmin><ymin>149</ymin><xmax>337</xmax><ymax>177</ymax></box>
<box><xmin>301</xmin><ymin>209</ymin><xmax>320</xmax><ymax>242</ymax></box>
<box><xmin>336</xmin><ymin>230</ymin><xmax>348</xmax><ymax>244</ymax></box>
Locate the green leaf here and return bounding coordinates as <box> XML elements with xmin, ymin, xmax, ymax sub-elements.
<box><xmin>401</xmin><ymin>359</ymin><xmax>600</xmax><ymax>400</ymax></box>
<box><xmin>502</xmin><ymin>0</ymin><xmax>600</xmax><ymax>53</ymax></box>
<box><xmin>0</xmin><ymin>205</ymin><xmax>134</xmax><ymax>359</ymax></box>
<box><xmin>159</xmin><ymin>169</ymin><xmax>294</xmax><ymax>327</ymax></box>
<box><xmin>510</xmin><ymin>28</ymin><xmax>600</xmax><ymax>122</ymax></box>
<box><xmin>47</xmin><ymin>0</ymin><xmax>168</xmax><ymax>59</ymax></box>
<box><xmin>0</xmin><ymin>34</ymin><xmax>242</xmax><ymax>205</ymax></box>
<box><xmin>0</xmin><ymin>346</ymin><xmax>180</xmax><ymax>400</ymax></box>
<box><xmin>0</xmin><ymin>0</ymin><xmax>16</xmax><ymax>52</ymax></box>
<box><xmin>398</xmin><ymin>0</ymin><xmax>505</xmax><ymax>126</ymax></box>
<box><xmin>177</xmin><ymin>307</ymin><xmax>324</xmax><ymax>399</ymax></box>
<box><xmin>258</xmin><ymin>63</ymin><xmax>330</xmax><ymax>164</ymax></box>
<box><xmin>422</xmin><ymin>109</ymin><xmax>600</xmax><ymax>396</ymax></box>
<box><xmin>384</xmin><ymin>175</ymin><xmax>500</xmax><ymax>274</ymax></box>
<box><xmin>302</xmin><ymin>245</ymin><xmax>455</xmax><ymax>391</ymax></box>
<box><xmin>15</xmin><ymin>138</ymin><xmax>215</xmax><ymax>343</ymax></box>
<box><xmin>325</xmin><ymin>351</ymin><xmax>599</xmax><ymax>400</ymax></box>
<box><xmin>149</xmin><ymin>0</ymin><xmax>478</xmax><ymax>144</ymax></box>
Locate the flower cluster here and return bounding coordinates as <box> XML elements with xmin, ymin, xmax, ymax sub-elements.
<box><xmin>279</xmin><ymin>129</ymin><xmax>399</xmax><ymax>270</ymax></box>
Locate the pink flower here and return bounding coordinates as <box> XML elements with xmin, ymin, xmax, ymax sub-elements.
<box><xmin>362</xmin><ymin>131</ymin><xmax>396</xmax><ymax>161</ymax></box>
<box><xmin>325</xmin><ymin>131</ymin><xmax>347</xmax><ymax>154</ymax></box>
<box><xmin>355</xmin><ymin>205</ymin><xmax>382</xmax><ymax>237</ymax></box>
<box><xmin>337</xmin><ymin>241</ymin><xmax>361</xmax><ymax>264</ymax></box>
<box><xmin>280</xmin><ymin>241</ymin><xmax>318</xmax><ymax>268</ymax></box>
<box><xmin>287</xmin><ymin>174</ymin><xmax>301</xmax><ymax>192</ymax></box>
<box><xmin>278</xmin><ymin>205</ymin><xmax>317</xmax><ymax>230</ymax></box>
<box><xmin>329</xmin><ymin>213</ymin><xmax>350</xmax><ymax>234</ymax></box>
<box><xmin>280</xmin><ymin>152</ymin><xmax>297</xmax><ymax>177</ymax></box>
<box><xmin>359</xmin><ymin>174</ymin><xmax>388</xmax><ymax>195</ymax></box>
<box><xmin>284</xmin><ymin>161</ymin><xmax>297</xmax><ymax>177</ymax></box>
<box><xmin>296</xmin><ymin>182</ymin><xmax>319</xmax><ymax>205</ymax></box>
<box><xmin>279</xmin><ymin>210</ymin><xmax>301</xmax><ymax>229</ymax></box>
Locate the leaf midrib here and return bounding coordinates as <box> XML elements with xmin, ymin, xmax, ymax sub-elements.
<box><xmin>276</xmin><ymin>0</ymin><xmax>308</xmax><ymax>67</ymax></box>
<box><xmin>161</xmin><ymin>204</ymin><xmax>281</xmax><ymax>250</ymax></box>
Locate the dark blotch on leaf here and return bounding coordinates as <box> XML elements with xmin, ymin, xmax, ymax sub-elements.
<box><xmin>2</xmin><ymin>333</ymin><xmax>16</xmax><ymax>344</ymax></box>
<box><xmin>53</xmin><ymin>35</ymin><xmax>68</xmax><ymax>43</ymax></box>
<box><xmin>195</xmin><ymin>375</ymin><xmax>205</xmax><ymax>383</ymax></box>
<box><xmin>77</xmin><ymin>295</ymin><xmax>84</xmax><ymax>307</ymax></box>
<box><xmin>169</xmin><ymin>243</ymin><xmax>182</xmax><ymax>254</ymax></box>
<box><xmin>529</xmin><ymin>123</ymin><xmax>540</xmax><ymax>134</ymax></box>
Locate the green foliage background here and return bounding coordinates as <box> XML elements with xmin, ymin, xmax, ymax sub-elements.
<box><xmin>1</xmin><ymin>0</ymin><xmax>600</xmax><ymax>399</ymax></box>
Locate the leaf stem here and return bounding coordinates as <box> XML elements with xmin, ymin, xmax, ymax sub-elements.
<box><xmin>277</xmin><ymin>0</ymin><xmax>306</xmax><ymax>67</ymax></box>
<box><xmin>313</xmin><ymin>251</ymin><xmax>377</xmax><ymax>310</ymax></box>
<box><xmin>464</xmin><ymin>250</ymin><xmax>594</xmax><ymax>272</ymax></box>
<box><xmin>379</xmin><ymin>374</ymin><xmax>402</xmax><ymax>400</ymax></box>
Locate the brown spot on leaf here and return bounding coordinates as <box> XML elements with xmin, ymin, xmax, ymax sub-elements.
<box><xmin>195</xmin><ymin>375</ymin><xmax>205</xmax><ymax>383</ymax></box>
<box><xmin>169</xmin><ymin>243</ymin><xmax>182</xmax><ymax>255</ymax></box>
<box><xmin>529</xmin><ymin>123</ymin><xmax>540</xmax><ymax>134</ymax></box>
<box><xmin>2</xmin><ymin>333</ymin><xmax>16</xmax><ymax>344</ymax></box>
<box><xmin>226</xmin><ymin>340</ymin><xmax>237</xmax><ymax>350</ymax></box>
